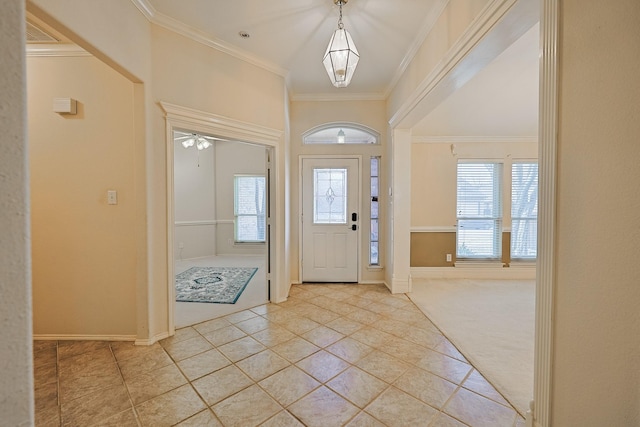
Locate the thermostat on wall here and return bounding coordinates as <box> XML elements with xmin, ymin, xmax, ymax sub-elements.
<box><xmin>53</xmin><ymin>98</ymin><xmax>77</xmax><ymax>115</ymax></box>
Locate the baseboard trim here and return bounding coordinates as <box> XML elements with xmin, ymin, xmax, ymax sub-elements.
<box><xmin>135</xmin><ymin>331</ymin><xmax>170</xmax><ymax>346</ymax></box>
<box><xmin>411</xmin><ymin>267</ymin><xmax>535</xmax><ymax>280</ymax></box>
<box><xmin>357</xmin><ymin>280</ymin><xmax>387</xmax><ymax>285</ymax></box>
<box><xmin>391</xmin><ymin>276</ymin><xmax>411</xmax><ymax>294</ymax></box>
<box><xmin>33</xmin><ymin>334</ymin><xmax>136</xmax><ymax>342</ymax></box>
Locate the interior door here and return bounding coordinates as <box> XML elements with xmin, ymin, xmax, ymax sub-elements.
<box><xmin>302</xmin><ymin>158</ymin><xmax>359</xmax><ymax>282</ymax></box>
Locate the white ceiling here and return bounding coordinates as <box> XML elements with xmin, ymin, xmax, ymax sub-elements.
<box><xmin>142</xmin><ymin>0</ymin><xmax>446</xmax><ymax>99</ymax></box>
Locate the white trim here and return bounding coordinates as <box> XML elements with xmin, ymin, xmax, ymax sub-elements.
<box><xmin>33</xmin><ymin>334</ymin><xmax>136</xmax><ymax>341</ymax></box>
<box><xmin>160</xmin><ymin>102</ymin><xmax>282</xmax><ymax>145</ymax></box>
<box><xmin>389</xmin><ymin>0</ymin><xmax>518</xmax><ymax>128</ymax></box>
<box><xmin>135</xmin><ymin>331</ymin><xmax>170</xmax><ymax>346</ymax></box>
<box><xmin>391</xmin><ymin>275</ymin><xmax>412</xmax><ymax>294</ymax></box>
<box><xmin>162</xmin><ymin>102</ymin><xmax>280</xmax><ymax>335</ymax></box>
<box><xmin>130</xmin><ymin>0</ymin><xmax>154</xmax><ymax>20</ymax></box>
<box><xmin>535</xmin><ymin>1</ymin><xmax>558</xmax><ymax>425</ymax></box>
<box><xmin>131</xmin><ymin>0</ymin><xmax>287</xmax><ymax>78</ymax></box>
<box><xmin>174</xmin><ymin>220</ymin><xmax>217</xmax><ymax>227</ymax></box>
<box><xmin>411</xmin><ymin>266</ymin><xmax>535</xmax><ymax>280</ymax></box>
<box><xmin>290</xmin><ymin>92</ymin><xmax>386</xmax><ymax>102</ymax></box>
<box><xmin>358</xmin><ymin>280</ymin><xmax>386</xmax><ymax>285</ymax></box>
<box><xmin>302</xmin><ymin>122</ymin><xmax>381</xmax><ymax>145</ymax></box>
<box><xmin>509</xmin><ymin>261</ymin><xmax>536</xmax><ymax>269</ymax></box>
<box><xmin>410</xmin><ymin>226</ymin><xmax>456</xmax><ymax>233</ymax></box>
<box><xmin>215</xmin><ymin>220</ymin><xmax>235</xmax><ymax>225</ymax></box>
<box><xmin>454</xmin><ymin>261</ymin><xmax>504</xmax><ymax>268</ymax></box>
<box><xmin>26</xmin><ymin>44</ymin><xmax>90</xmax><ymax>57</ymax></box>
<box><xmin>412</xmin><ymin>135</ymin><xmax>538</xmax><ymax>144</ymax></box>
<box><xmin>384</xmin><ymin>0</ymin><xmax>450</xmax><ymax>99</ymax></box>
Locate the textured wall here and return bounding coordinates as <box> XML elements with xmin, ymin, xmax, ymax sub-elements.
<box><xmin>0</xmin><ymin>0</ymin><xmax>34</xmax><ymax>424</ymax></box>
<box><xmin>553</xmin><ymin>0</ymin><xmax>640</xmax><ymax>424</ymax></box>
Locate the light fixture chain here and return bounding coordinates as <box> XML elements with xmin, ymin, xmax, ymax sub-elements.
<box><xmin>338</xmin><ymin>2</ymin><xmax>344</xmax><ymax>29</ymax></box>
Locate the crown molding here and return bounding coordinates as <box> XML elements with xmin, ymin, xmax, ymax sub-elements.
<box><xmin>130</xmin><ymin>0</ymin><xmax>288</xmax><ymax>78</ymax></box>
<box><xmin>412</xmin><ymin>135</ymin><xmax>538</xmax><ymax>144</ymax></box>
<box><xmin>290</xmin><ymin>92</ymin><xmax>386</xmax><ymax>102</ymax></box>
<box><xmin>383</xmin><ymin>0</ymin><xmax>449</xmax><ymax>99</ymax></box>
<box><xmin>26</xmin><ymin>44</ymin><xmax>91</xmax><ymax>57</ymax></box>
<box><xmin>130</xmin><ymin>0</ymin><xmax>155</xmax><ymax>20</ymax></box>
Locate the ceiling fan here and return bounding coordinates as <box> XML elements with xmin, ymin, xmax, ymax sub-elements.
<box><xmin>174</xmin><ymin>131</ymin><xmax>224</xmax><ymax>150</ymax></box>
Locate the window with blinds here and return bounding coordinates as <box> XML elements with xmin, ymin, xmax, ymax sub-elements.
<box><xmin>456</xmin><ymin>162</ymin><xmax>503</xmax><ymax>259</ymax></box>
<box><xmin>511</xmin><ymin>162</ymin><xmax>538</xmax><ymax>259</ymax></box>
<box><xmin>234</xmin><ymin>175</ymin><xmax>266</xmax><ymax>243</ymax></box>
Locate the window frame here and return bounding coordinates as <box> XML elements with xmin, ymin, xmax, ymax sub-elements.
<box><xmin>302</xmin><ymin>122</ymin><xmax>380</xmax><ymax>145</ymax></box>
<box><xmin>233</xmin><ymin>174</ymin><xmax>267</xmax><ymax>244</ymax></box>
<box><xmin>456</xmin><ymin>161</ymin><xmax>504</xmax><ymax>260</ymax></box>
<box><xmin>369</xmin><ymin>156</ymin><xmax>380</xmax><ymax>266</ymax></box>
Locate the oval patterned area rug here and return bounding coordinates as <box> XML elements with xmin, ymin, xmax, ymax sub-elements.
<box><xmin>175</xmin><ymin>266</ymin><xmax>258</xmax><ymax>304</ymax></box>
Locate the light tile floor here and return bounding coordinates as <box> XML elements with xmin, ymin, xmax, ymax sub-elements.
<box><xmin>34</xmin><ymin>284</ymin><xmax>526</xmax><ymax>427</ymax></box>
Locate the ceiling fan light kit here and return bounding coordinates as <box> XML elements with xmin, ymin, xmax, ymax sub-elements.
<box><xmin>323</xmin><ymin>0</ymin><xmax>359</xmax><ymax>88</ymax></box>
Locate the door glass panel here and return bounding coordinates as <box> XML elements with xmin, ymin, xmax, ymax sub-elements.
<box><xmin>313</xmin><ymin>168</ymin><xmax>347</xmax><ymax>224</ymax></box>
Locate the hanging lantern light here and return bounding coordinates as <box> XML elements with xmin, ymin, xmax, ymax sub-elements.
<box><xmin>323</xmin><ymin>0</ymin><xmax>359</xmax><ymax>88</ymax></box>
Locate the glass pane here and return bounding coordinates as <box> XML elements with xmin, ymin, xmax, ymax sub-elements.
<box><xmin>313</xmin><ymin>168</ymin><xmax>347</xmax><ymax>224</ymax></box>
<box><xmin>512</xmin><ymin>163</ymin><xmax>538</xmax><ymax>218</ymax></box>
<box><xmin>371</xmin><ymin>177</ymin><xmax>379</xmax><ymax>198</ymax></box>
<box><xmin>234</xmin><ymin>176</ymin><xmax>266</xmax><ymax>242</ymax></box>
<box><xmin>370</xmin><ymin>219</ymin><xmax>379</xmax><ymax>241</ymax></box>
<box><xmin>457</xmin><ymin>219</ymin><xmax>501</xmax><ymax>258</ymax></box>
<box><xmin>237</xmin><ymin>216</ymin><xmax>257</xmax><ymax>241</ymax></box>
<box><xmin>511</xmin><ymin>218</ymin><xmax>537</xmax><ymax>258</ymax></box>
<box><xmin>371</xmin><ymin>201</ymin><xmax>378</xmax><ymax>219</ymax></box>
<box><xmin>370</xmin><ymin>157</ymin><xmax>379</xmax><ymax>176</ymax></box>
<box><xmin>370</xmin><ymin>242</ymin><xmax>379</xmax><ymax>265</ymax></box>
<box><xmin>457</xmin><ymin>163</ymin><xmax>502</xmax><ymax>218</ymax></box>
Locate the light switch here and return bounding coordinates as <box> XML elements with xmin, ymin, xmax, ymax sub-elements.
<box><xmin>107</xmin><ymin>190</ymin><xmax>117</xmax><ymax>205</ymax></box>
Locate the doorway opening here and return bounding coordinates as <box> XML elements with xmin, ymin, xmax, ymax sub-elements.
<box><xmin>172</xmin><ymin>129</ymin><xmax>272</xmax><ymax>328</ymax></box>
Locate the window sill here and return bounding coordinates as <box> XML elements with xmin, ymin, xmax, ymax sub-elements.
<box><xmin>454</xmin><ymin>260</ymin><xmax>505</xmax><ymax>268</ymax></box>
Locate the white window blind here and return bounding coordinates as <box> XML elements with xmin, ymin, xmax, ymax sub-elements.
<box><xmin>456</xmin><ymin>162</ymin><xmax>503</xmax><ymax>259</ymax></box>
<box><xmin>234</xmin><ymin>175</ymin><xmax>266</xmax><ymax>242</ymax></box>
<box><xmin>511</xmin><ymin>162</ymin><xmax>538</xmax><ymax>259</ymax></box>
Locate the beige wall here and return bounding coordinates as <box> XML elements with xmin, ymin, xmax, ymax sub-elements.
<box><xmin>387</xmin><ymin>0</ymin><xmax>491</xmax><ymax>120</ymax></box>
<box><xmin>28</xmin><ymin>55</ymin><xmax>138</xmax><ymax>337</ymax></box>
<box><xmin>214</xmin><ymin>141</ymin><xmax>267</xmax><ymax>256</ymax></box>
<box><xmin>289</xmin><ymin>100</ymin><xmax>386</xmax><ymax>284</ymax></box>
<box><xmin>174</xmin><ymin>138</ymin><xmax>216</xmax><ymax>260</ymax></box>
<box><xmin>552</xmin><ymin>1</ymin><xmax>640</xmax><ymax>424</ymax></box>
<box><xmin>0</xmin><ymin>1</ymin><xmax>34</xmax><ymax>424</ymax></box>
<box><xmin>27</xmin><ymin>0</ymin><xmax>288</xmax><ymax>341</ymax></box>
<box><xmin>411</xmin><ymin>141</ymin><xmax>537</xmax><ymax>227</ymax></box>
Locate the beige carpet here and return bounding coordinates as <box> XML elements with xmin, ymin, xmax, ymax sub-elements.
<box><xmin>409</xmin><ymin>278</ymin><xmax>534</xmax><ymax>416</ymax></box>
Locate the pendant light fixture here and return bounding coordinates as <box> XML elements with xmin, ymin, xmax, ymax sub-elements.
<box><xmin>323</xmin><ymin>0</ymin><xmax>359</xmax><ymax>88</ymax></box>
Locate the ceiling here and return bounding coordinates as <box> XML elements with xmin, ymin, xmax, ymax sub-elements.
<box><xmin>27</xmin><ymin>0</ymin><xmax>540</xmax><ymax>136</ymax></box>
<box><xmin>141</xmin><ymin>0</ymin><xmax>446</xmax><ymax>99</ymax></box>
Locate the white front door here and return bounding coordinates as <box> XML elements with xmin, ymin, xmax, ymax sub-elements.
<box><xmin>302</xmin><ymin>158</ymin><xmax>359</xmax><ymax>282</ymax></box>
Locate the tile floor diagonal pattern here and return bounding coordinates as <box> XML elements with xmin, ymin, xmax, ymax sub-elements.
<box><xmin>33</xmin><ymin>284</ymin><xmax>526</xmax><ymax>427</ymax></box>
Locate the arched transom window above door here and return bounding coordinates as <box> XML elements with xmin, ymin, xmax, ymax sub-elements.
<box><xmin>303</xmin><ymin>123</ymin><xmax>380</xmax><ymax>145</ymax></box>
